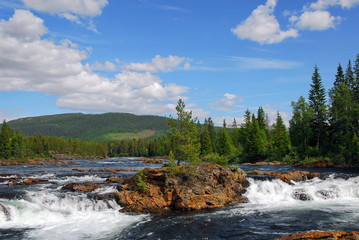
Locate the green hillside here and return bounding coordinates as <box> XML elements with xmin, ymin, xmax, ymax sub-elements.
<box><xmin>7</xmin><ymin>112</ymin><xmax>168</xmax><ymax>142</ymax></box>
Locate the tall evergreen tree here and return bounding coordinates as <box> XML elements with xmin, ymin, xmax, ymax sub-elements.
<box><xmin>167</xmin><ymin>99</ymin><xmax>200</xmax><ymax>165</ymax></box>
<box><xmin>200</xmin><ymin>119</ymin><xmax>213</xmax><ymax>155</ymax></box>
<box><xmin>329</xmin><ymin>60</ymin><xmax>357</xmax><ymax>163</ymax></box>
<box><xmin>271</xmin><ymin>112</ymin><xmax>291</xmax><ymax>159</ymax></box>
<box><xmin>207</xmin><ymin>117</ymin><xmax>217</xmax><ymax>153</ymax></box>
<box><xmin>308</xmin><ymin>66</ymin><xmax>328</xmax><ymax>150</ymax></box>
<box><xmin>334</xmin><ymin>64</ymin><xmax>345</xmax><ymax>86</ymax></box>
<box><xmin>0</xmin><ymin>121</ymin><xmax>14</xmax><ymax>159</ymax></box>
<box><xmin>289</xmin><ymin>96</ymin><xmax>314</xmax><ymax>157</ymax></box>
<box><xmin>345</xmin><ymin>60</ymin><xmax>354</xmax><ymax>86</ymax></box>
<box><xmin>216</xmin><ymin>120</ymin><xmax>234</xmax><ymax>156</ymax></box>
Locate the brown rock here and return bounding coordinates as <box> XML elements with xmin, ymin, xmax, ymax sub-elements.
<box><xmin>251</xmin><ymin>170</ymin><xmax>321</xmax><ymax>184</ymax></box>
<box><xmin>21</xmin><ymin>178</ymin><xmax>48</xmax><ymax>185</ymax></box>
<box><xmin>140</xmin><ymin>158</ymin><xmax>164</xmax><ymax>164</ymax></box>
<box><xmin>273</xmin><ymin>231</ymin><xmax>359</xmax><ymax>240</ymax></box>
<box><xmin>105</xmin><ymin>177</ymin><xmax>124</xmax><ymax>183</ymax></box>
<box><xmin>116</xmin><ymin>164</ymin><xmax>249</xmax><ymax>213</ymax></box>
<box><xmin>298</xmin><ymin>161</ymin><xmax>335</xmax><ymax>168</ymax></box>
<box><xmin>62</xmin><ymin>182</ymin><xmax>101</xmax><ymax>192</ymax></box>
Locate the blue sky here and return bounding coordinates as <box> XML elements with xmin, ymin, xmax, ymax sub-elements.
<box><xmin>0</xmin><ymin>0</ymin><xmax>358</xmax><ymax>126</ymax></box>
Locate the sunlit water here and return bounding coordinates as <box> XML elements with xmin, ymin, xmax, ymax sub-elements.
<box><xmin>0</xmin><ymin>158</ymin><xmax>358</xmax><ymax>240</ymax></box>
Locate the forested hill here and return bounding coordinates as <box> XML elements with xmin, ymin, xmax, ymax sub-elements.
<box><xmin>6</xmin><ymin>113</ymin><xmax>168</xmax><ymax>142</ymax></box>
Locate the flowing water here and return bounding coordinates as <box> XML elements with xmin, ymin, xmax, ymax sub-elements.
<box><xmin>0</xmin><ymin>158</ymin><xmax>358</xmax><ymax>240</ymax></box>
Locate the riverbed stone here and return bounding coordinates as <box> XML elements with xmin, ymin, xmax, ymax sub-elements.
<box><xmin>273</xmin><ymin>231</ymin><xmax>359</xmax><ymax>240</ymax></box>
<box><xmin>116</xmin><ymin>163</ymin><xmax>249</xmax><ymax>213</ymax></box>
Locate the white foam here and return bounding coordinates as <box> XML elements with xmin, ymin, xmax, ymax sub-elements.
<box><xmin>0</xmin><ymin>191</ymin><xmax>147</xmax><ymax>240</ymax></box>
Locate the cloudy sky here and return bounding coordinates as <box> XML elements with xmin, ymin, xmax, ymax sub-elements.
<box><xmin>0</xmin><ymin>0</ymin><xmax>358</xmax><ymax>125</ymax></box>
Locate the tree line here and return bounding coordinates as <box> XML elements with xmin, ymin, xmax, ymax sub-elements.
<box><xmin>1</xmin><ymin>54</ymin><xmax>358</xmax><ymax>166</ymax></box>
<box><xmin>0</xmin><ymin>121</ymin><xmax>108</xmax><ymax>160</ymax></box>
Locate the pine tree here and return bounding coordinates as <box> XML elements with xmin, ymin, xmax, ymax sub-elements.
<box><xmin>345</xmin><ymin>60</ymin><xmax>354</xmax><ymax>86</ymax></box>
<box><xmin>0</xmin><ymin>121</ymin><xmax>14</xmax><ymax>159</ymax></box>
<box><xmin>308</xmin><ymin>66</ymin><xmax>328</xmax><ymax>150</ymax></box>
<box><xmin>271</xmin><ymin>112</ymin><xmax>291</xmax><ymax>159</ymax></box>
<box><xmin>289</xmin><ymin>96</ymin><xmax>314</xmax><ymax>156</ymax></box>
<box><xmin>207</xmin><ymin>117</ymin><xmax>217</xmax><ymax>153</ymax></box>
<box><xmin>216</xmin><ymin>120</ymin><xmax>234</xmax><ymax>156</ymax></box>
<box><xmin>334</xmin><ymin>64</ymin><xmax>345</xmax><ymax>86</ymax></box>
<box><xmin>200</xmin><ymin>119</ymin><xmax>213</xmax><ymax>156</ymax></box>
<box><xmin>167</xmin><ymin>99</ymin><xmax>201</xmax><ymax>165</ymax></box>
<box><xmin>329</xmin><ymin>59</ymin><xmax>357</xmax><ymax>163</ymax></box>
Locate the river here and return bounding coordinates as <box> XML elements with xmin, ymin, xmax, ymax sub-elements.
<box><xmin>0</xmin><ymin>158</ymin><xmax>358</xmax><ymax>240</ymax></box>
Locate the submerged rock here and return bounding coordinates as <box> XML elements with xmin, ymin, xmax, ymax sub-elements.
<box><xmin>62</xmin><ymin>182</ymin><xmax>101</xmax><ymax>192</ymax></box>
<box><xmin>116</xmin><ymin>163</ymin><xmax>249</xmax><ymax>213</ymax></box>
<box><xmin>273</xmin><ymin>231</ymin><xmax>359</xmax><ymax>240</ymax></box>
<box><xmin>250</xmin><ymin>170</ymin><xmax>321</xmax><ymax>184</ymax></box>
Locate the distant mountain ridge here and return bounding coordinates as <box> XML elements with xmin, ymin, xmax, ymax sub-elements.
<box><xmin>7</xmin><ymin>112</ymin><xmax>168</xmax><ymax>142</ymax></box>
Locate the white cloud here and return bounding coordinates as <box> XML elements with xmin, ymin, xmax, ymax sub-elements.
<box><xmin>90</xmin><ymin>61</ymin><xmax>117</xmax><ymax>71</ymax></box>
<box><xmin>210</xmin><ymin>93</ymin><xmax>244</xmax><ymax>112</ymax></box>
<box><xmin>0</xmin><ymin>9</ymin><xmax>47</xmax><ymax>41</ymax></box>
<box><xmin>0</xmin><ymin>10</ymin><xmax>190</xmax><ymax>116</ymax></box>
<box><xmin>23</xmin><ymin>0</ymin><xmax>108</xmax><ymax>16</ymax></box>
<box><xmin>23</xmin><ymin>0</ymin><xmax>108</xmax><ymax>31</ymax></box>
<box><xmin>123</xmin><ymin>55</ymin><xmax>187</xmax><ymax>73</ymax></box>
<box><xmin>292</xmin><ymin>10</ymin><xmax>341</xmax><ymax>31</ymax></box>
<box><xmin>230</xmin><ymin>56</ymin><xmax>302</xmax><ymax>69</ymax></box>
<box><xmin>310</xmin><ymin>0</ymin><xmax>359</xmax><ymax>10</ymax></box>
<box><xmin>231</xmin><ymin>0</ymin><xmax>298</xmax><ymax>44</ymax></box>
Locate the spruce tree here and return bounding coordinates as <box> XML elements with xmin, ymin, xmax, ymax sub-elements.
<box><xmin>289</xmin><ymin>96</ymin><xmax>314</xmax><ymax>157</ymax></box>
<box><xmin>308</xmin><ymin>66</ymin><xmax>328</xmax><ymax>150</ymax></box>
<box><xmin>216</xmin><ymin>120</ymin><xmax>233</xmax><ymax>156</ymax></box>
<box><xmin>0</xmin><ymin>121</ymin><xmax>14</xmax><ymax>159</ymax></box>
<box><xmin>167</xmin><ymin>99</ymin><xmax>200</xmax><ymax>165</ymax></box>
<box><xmin>271</xmin><ymin>112</ymin><xmax>291</xmax><ymax>159</ymax></box>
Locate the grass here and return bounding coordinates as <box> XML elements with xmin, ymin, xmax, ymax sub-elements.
<box><xmin>103</xmin><ymin>130</ymin><xmax>156</xmax><ymax>141</ymax></box>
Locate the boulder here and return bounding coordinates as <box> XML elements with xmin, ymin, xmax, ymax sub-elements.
<box><xmin>116</xmin><ymin>164</ymin><xmax>249</xmax><ymax>213</ymax></box>
<box><xmin>295</xmin><ymin>160</ymin><xmax>335</xmax><ymax>168</ymax></box>
<box><xmin>105</xmin><ymin>177</ymin><xmax>124</xmax><ymax>183</ymax></box>
<box><xmin>140</xmin><ymin>157</ymin><xmax>164</xmax><ymax>164</ymax></box>
<box><xmin>62</xmin><ymin>182</ymin><xmax>101</xmax><ymax>192</ymax></box>
<box><xmin>273</xmin><ymin>231</ymin><xmax>359</xmax><ymax>240</ymax></box>
<box><xmin>250</xmin><ymin>170</ymin><xmax>321</xmax><ymax>184</ymax></box>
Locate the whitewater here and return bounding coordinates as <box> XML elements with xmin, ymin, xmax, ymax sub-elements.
<box><xmin>0</xmin><ymin>158</ymin><xmax>358</xmax><ymax>240</ymax></box>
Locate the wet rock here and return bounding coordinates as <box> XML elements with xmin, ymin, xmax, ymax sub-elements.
<box><xmin>291</xmin><ymin>189</ymin><xmax>312</xmax><ymax>201</ymax></box>
<box><xmin>116</xmin><ymin>163</ymin><xmax>249</xmax><ymax>213</ymax></box>
<box><xmin>7</xmin><ymin>178</ymin><xmax>48</xmax><ymax>186</ymax></box>
<box><xmin>21</xmin><ymin>178</ymin><xmax>48</xmax><ymax>185</ymax></box>
<box><xmin>295</xmin><ymin>160</ymin><xmax>335</xmax><ymax>168</ymax></box>
<box><xmin>243</xmin><ymin>161</ymin><xmax>286</xmax><ymax>166</ymax></box>
<box><xmin>273</xmin><ymin>231</ymin><xmax>359</xmax><ymax>240</ymax></box>
<box><xmin>250</xmin><ymin>170</ymin><xmax>321</xmax><ymax>184</ymax></box>
<box><xmin>0</xmin><ymin>203</ymin><xmax>11</xmax><ymax>221</ymax></box>
<box><xmin>315</xmin><ymin>189</ymin><xmax>339</xmax><ymax>199</ymax></box>
<box><xmin>62</xmin><ymin>182</ymin><xmax>101</xmax><ymax>192</ymax></box>
<box><xmin>105</xmin><ymin>177</ymin><xmax>124</xmax><ymax>183</ymax></box>
<box><xmin>140</xmin><ymin>157</ymin><xmax>164</xmax><ymax>164</ymax></box>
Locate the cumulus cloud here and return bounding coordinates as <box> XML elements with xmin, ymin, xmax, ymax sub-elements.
<box><xmin>310</xmin><ymin>0</ymin><xmax>359</xmax><ymax>10</ymax></box>
<box><xmin>210</xmin><ymin>93</ymin><xmax>244</xmax><ymax>112</ymax></box>
<box><xmin>23</xmin><ymin>0</ymin><xmax>108</xmax><ymax>16</ymax></box>
<box><xmin>231</xmin><ymin>0</ymin><xmax>298</xmax><ymax>44</ymax></box>
<box><xmin>0</xmin><ymin>9</ymin><xmax>47</xmax><ymax>41</ymax></box>
<box><xmin>291</xmin><ymin>10</ymin><xmax>341</xmax><ymax>31</ymax></box>
<box><xmin>23</xmin><ymin>0</ymin><xmax>108</xmax><ymax>31</ymax></box>
<box><xmin>123</xmin><ymin>55</ymin><xmax>188</xmax><ymax>73</ymax></box>
<box><xmin>0</xmin><ymin>10</ymin><xmax>191</xmax><ymax>116</ymax></box>
<box><xmin>90</xmin><ymin>61</ymin><xmax>117</xmax><ymax>71</ymax></box>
